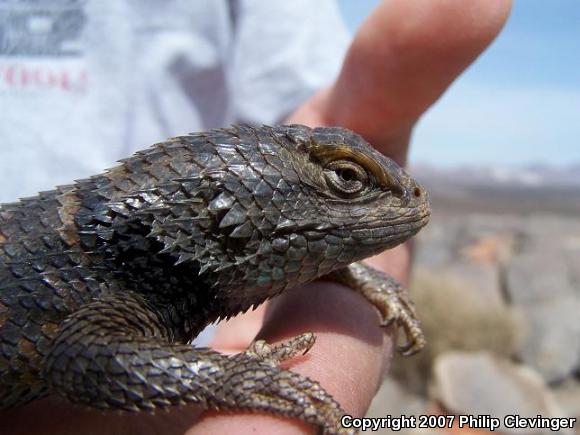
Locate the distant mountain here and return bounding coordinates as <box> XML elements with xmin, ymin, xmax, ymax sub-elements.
<box><xmin>411</xmin><ymin>163</ymin><xmax>580</xmax><ymax>188</ymax></box>
<box><xmin>409</xmin><ymin>163</ymin><xmax>580</xmax><ymax>216</ymax></box>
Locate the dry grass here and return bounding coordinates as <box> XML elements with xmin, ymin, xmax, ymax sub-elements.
<box><xmin>390</xmin><ymin>268</ymin><xmax>520</xmax><ymax>394</ymax></box>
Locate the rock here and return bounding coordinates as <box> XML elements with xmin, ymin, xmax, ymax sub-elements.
<box><xmin>514</xmin><ymin>296</ymin><xmax>580</xmax><ymax>382</ymax></box>
<box><xmin>507</xmin><ymin>236</ymin><xmax>580</xmax><ymax>381</ymax></box>
<box><xmin>551</xmin><ymin>378</ymin><xmax>580</xmax><ymax>420</ymax></box>
<box><xmin>431</xmin><ymin>351</ymin><xmax>572</xmax><ymax>435</ymax></box>
<box><xmin>366</xmin><ymin>378</ymin><xmax>428</xmax><ymax>434</ymax></box>
<box><xmin>443</xmin><ymin>260</ymin><xmax>504</xmax><ymax>306</ymax></box>
<box><xmin>507</xmin><ymin>249</ymin><xmax>575</xmax><ymax>304</ymax></box>
<box><xmin>564</xmin><ymin>242</ymin><xmax>580</xmax><ymax>293</ymax></box>
<box><xmin>505</xmin><ymin>227</ymin><xmax>580</xmax><ymax>382</ymax></box>
<box><xmin>367</xmin><ymin>378</ymin><xmax>428</xmax><ymax>417</ymax></box>
<box><xmin>523</xmin><ymin>215</ymin><xmax>580</xmax><ymax>243</ymax></box>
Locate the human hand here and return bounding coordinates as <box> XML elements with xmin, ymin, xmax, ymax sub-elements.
<box><xmin>1</xmin><ymin>2</ymin><xmax>511</xmax><ymax>434</ymax></box>
<box><xmin>194</xmin><ymin>1</ymin><xmax>512</xmax><ymax>434</ymax></box>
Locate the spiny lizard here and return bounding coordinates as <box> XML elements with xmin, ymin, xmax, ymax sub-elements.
<box><xmin>0</xmin><ymin>124</ymin><xmax>430</xmax><ymax>434</ymax></box>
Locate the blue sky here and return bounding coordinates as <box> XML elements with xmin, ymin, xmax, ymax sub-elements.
<box><xmin>338</xmin><ymin>0</ymin><xmax>580</xmax><ymax>167</ymax></box>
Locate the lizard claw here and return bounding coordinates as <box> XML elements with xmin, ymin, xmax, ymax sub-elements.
<box><xmin>369</xmin><ymin>291</ymin><xmax>425</xmax><ymax>355</ymax></box>
<box><xmin>330</xmin><ymin>262</ymin><xmax>426</xmax><ymax>357</ymax></box>
<box><xmin>380</xmin><ymin>303</ymin><xmax>425</xmax><ymax>355</ymax></box>
<box><xmin>379</xmin><ymin>316</ymin><xmax>396</xmax><ymax>328</ymax></box>
<box><xmin>397</xmin><ymin>334</ymin><xmax>424</xmax><ymax>356</ymax></box>
<box><xmin>396</xmin><ymin>310</ymin><xmax>426</xmax><ymax>356</ymax></box>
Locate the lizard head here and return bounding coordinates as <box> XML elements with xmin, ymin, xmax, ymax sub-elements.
<box><xmin>186</xmin><ymin>124</ymin><xmax>430</xmax><ymax>295</ymax></box>
<box><xmin>268</xmin><ymin>124</ymin><xmax>431</xmax><ymax>261</ymax></box>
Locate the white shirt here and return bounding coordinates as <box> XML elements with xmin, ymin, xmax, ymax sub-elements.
<box><xmin>0</xmin><ymin>0</ymin><xmax>349</xmax><ymax>201</ymax></box>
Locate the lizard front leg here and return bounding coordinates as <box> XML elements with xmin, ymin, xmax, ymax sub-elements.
<box><xmin>329</xmin><ymin>261</ymin><xmax>425</xmax><ymax>356</ymax></box>
<box><xmin>42</xmin><ymin>291</ymin><xmax>353</xmax><ymax>435</ymax></box>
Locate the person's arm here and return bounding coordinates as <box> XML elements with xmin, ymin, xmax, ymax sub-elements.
<box><xmin>190</xmin><ymin>1</ymin><xmax>512</xmax><ymax>434</ymax></box>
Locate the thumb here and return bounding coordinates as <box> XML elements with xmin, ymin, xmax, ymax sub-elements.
<box><xmin>324</xmin><ymin>0</ymin><xmax>512</xmax><ymax>161</ymax></box>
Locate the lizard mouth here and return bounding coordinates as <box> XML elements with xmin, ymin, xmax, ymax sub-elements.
<box><xmin>336</xmin><ymin>206</ymin><xmax>430</xmax><ymax>248</ymax></box>
<box><xmin>350</xmin><ymin>205</ymin><xmax>430</xmax><ymax>231</ymax></box>
<box><xmin>270</xmin><ymin>203</ymin><xmax>430</xmax><ymax>247</ymax></box>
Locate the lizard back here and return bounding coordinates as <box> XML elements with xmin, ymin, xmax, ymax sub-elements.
<box><xmin>0</xmin><ymin>125</ymin><xmax>430</xmax><ymax>417</ymax></box>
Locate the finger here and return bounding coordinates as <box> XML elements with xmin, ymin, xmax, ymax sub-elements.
<box><xmin>189</xmin><ymin>280</ymin><xmax>394</xmax><ymax>434</ymax></box>
<box><xmin>325</xmin><ymin>0</ymin><xmax>512</xmax><ymax>162</ymax></box>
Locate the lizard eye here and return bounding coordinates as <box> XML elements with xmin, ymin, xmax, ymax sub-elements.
<box><xmin>324</xmin><ymin>160</ymin><xmax>369</xmax><ymax>196</ymax></box>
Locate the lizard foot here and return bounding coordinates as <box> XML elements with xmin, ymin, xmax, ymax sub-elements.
<box><xmin>329</xmin><ymin>261</ymin><xmax>425</xmax><ymax>356</ymax></box>
<box><xmin>244</xmin><ymin>332</ymin><xmax>316</xmax><ymax>365</ymax></box>
<box><xmin>228</xmin><ymin>351</ymin><xmax>355</xmax><ymax>435</ymax></box>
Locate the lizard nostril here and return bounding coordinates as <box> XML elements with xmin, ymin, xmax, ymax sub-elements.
<box><xmin>413</xmin><ymin>187</ymin><xmax>422</xmax><ymax>198</ymax></box>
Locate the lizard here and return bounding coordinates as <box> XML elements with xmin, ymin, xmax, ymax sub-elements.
<box><xmin>0</xmin><ymin>124</ymin><xmax>430</xmax><ymax>434</ymax></box>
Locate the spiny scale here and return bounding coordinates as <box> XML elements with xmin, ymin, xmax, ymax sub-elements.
<box><xmin>0</xmin><ymin>124</ymin><xmax>430</xmax><ymax>434</ymax></box>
